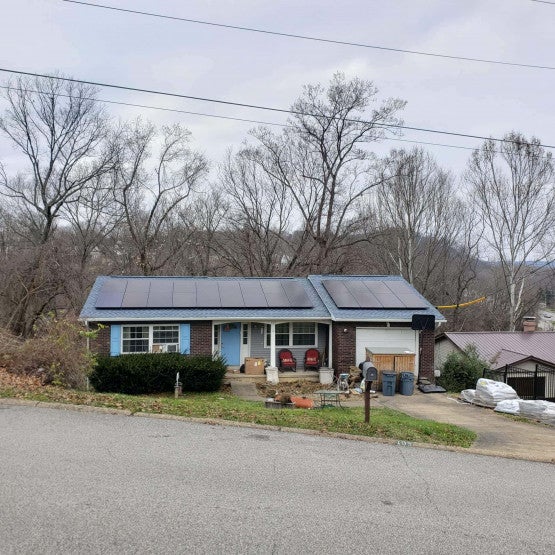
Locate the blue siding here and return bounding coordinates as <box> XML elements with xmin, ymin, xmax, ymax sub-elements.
<box><xmin>110</xmin><ymin>325</ymin><xmax>121</xmax><ymax>356</ymax></box>
<box><xmin>180</xmin><ymin>323</ymin><xmax>191</xmax><ymax>354</ymax></box>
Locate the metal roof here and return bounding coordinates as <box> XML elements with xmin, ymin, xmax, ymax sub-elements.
<box><xmin>439</xmin><ymin>332</ymin><xmax>555</xmax><ymax>370</ymax></box>
<box><xmin>80</xmin><ymin>274</ymin><xmax>444</xmax><ymax>323</ymax></box>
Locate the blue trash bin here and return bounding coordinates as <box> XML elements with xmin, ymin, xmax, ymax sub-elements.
<box><xmin>382</xmin><ymin>372</ymin><xmax>397</xmax><ymax>396</ymax></box>
<box><xmin>400</xmin><ymin>372</ymin><xmax>415</xmax><ymax>395</ymax></box>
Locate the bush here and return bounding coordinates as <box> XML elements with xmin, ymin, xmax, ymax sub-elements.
<box><xmin>0</xmin><ymin>317</ymin><xmax>97</xmax><ymax>389</ymax></box>
<box><xmin>438</xmin><ymin>345</ymin><xmax>489</xmax><ymax>392</ymax></box>
<box><xmin>90</xmin><ymin>353</ymin><xmax>227</xmax><ymax>394</ymax></box>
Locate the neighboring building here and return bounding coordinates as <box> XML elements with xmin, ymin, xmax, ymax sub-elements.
<box><xmin>435</xmin><ymin>326</ymin><xmax>555</xmax><ymax>400</ymax></box>
<box><xmin>80</xmin><ymin>275</ymin><xmax>444</xmax><ymax>381</ymax></box>
<box><xmin>435</xmin><ymin>330</ymin><xmax>555</xmax><ymax>372</ymax></box>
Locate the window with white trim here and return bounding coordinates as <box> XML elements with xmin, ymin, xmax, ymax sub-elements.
<box><xmin>213</xmin><ymin>324</ymin><xmax>220</xmax><ymax>347</ymax></box>
<box><xmin>122</xmin><ymin>326</ymin><xmax>149</xmax><ymax>353</ymax></box>
<box><xmin>242</xmin><ymin>323</ymin><xmax>249</xmax><ymax>345</ymax></box>
<box><xmin>122</xmin><ymin>324</ymin><xmax>179</xmax><ymax>354</ymax></box>
<box><xmin>265</xmin><ymin>322</ymin><xmax>317</xmax><ymax>347</ymax></box>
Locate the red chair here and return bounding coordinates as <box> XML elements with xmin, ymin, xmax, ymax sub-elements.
<box><xmin>304</xmin><ymin>348</ymin><xmax>320</xmax><ymax>371</ymax></box>
<box><xmin>278</xmin><ymin>349</ymin><xmax>297</xmax><ymax>372</ymax></box>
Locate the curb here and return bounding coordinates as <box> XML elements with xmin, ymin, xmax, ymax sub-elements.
<box><xmin>1</xmin><ymin>398</ymin><xmax>553</xmax><ymax>465</ymax></box>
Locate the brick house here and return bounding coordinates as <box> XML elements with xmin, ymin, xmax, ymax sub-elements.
<box><xmin>80</xmin><ymin>275</ymin><xmax>444</xmax><ymax>383</ymax></box>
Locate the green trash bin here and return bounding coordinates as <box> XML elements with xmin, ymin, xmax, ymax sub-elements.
<box><xmin>382</xmin><ymin>372</ymin><xmax>397</xmax><ymax>396</ymax></box>
<box><xmin>400</xmin><ymin>372</ymin><xmax>415</xmax><ymax>395</ymax></box>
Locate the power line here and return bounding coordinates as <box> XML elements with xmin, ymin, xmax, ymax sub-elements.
<box><xmin>0</xmin><ymin>84</ymin><xmax>490</xmax><ymax>154</ymax></box>
<box><xmin>61</xmin><ymin>0</ymin><xmax>555</xmax><ymax>72</ymax></box>
<box><xmin>530</xmin><ymin>0</ymin><xmax>555</xmax><ymax>5</ymax></box>
<box><xmin>2</xmin><ymin>67</ymin><xmax>554</xmax><ymax>150</ymax></box>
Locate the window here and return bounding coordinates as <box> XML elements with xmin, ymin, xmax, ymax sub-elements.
<box><xmin>265</xmin><ymin>322</ymin><xmax>317</xmax><ymax>347</ymax></box>
<box><xmin>292</xmin><ymin>322</ymin><xmax>316</xmax><ymax>346</ymax></box>
<box><xmin>213</xmin><ymin>324</ymin><xmax>220</xmax><ymax>347</ymax></box>
<box><xmin>122</xmin><ymin>324</ymin><xmax>179</xmax><ymax>354</ymax></box>
<box><xmin>122</xmin><ymin>326</ymin><xmax>149</xmax><ymax>353</ymax></box>
<box><xmin>242</xmin><ymin>323</ymin><xmax>249</xmax><ymax>345</ymax></box>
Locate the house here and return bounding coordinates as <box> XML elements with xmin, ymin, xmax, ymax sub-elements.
<box><xmin>435</xmin><ymin>326</ymin><xmax>555</xmax><ymax>400</ymax></box>
<box><xmin>80</xmin><ymin>275</ymin><xmax>444</xmax><ymax>383</ymax></box>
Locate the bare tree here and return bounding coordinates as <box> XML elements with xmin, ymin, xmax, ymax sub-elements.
<box><xmin>224</xmin><ymin>73</ymin><xmax>406</xmax><ymax>274</ymax></box>
<box><xmin>216</xmin><ymin>149</ymin><xmax>292</xmax><ymax>276</ymax></box>
<box><xmin>369</xmin><ymin>148</ymin><xmax>463</xmax><ymax>297</ymax></box>
<box><xmin>466</xmin><ymin>132</ymin><xmax>555</xmax><ymax>330</ymax></box>
<box><xmin>0</xmin><ymin>75</ymin><xmax>114</xmax><ymax>245</ymax></box>
<box><xmin>0</xmin><ymin>76</ymin><xmax>114</xmax><ymax>334</ymax></box>
<box><xmin>113</xmin><ymin>119</ymin><xmax>208</xmax><ymax>276</ymax></box>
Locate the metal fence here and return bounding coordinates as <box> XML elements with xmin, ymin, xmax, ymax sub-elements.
<box><xmin>484</xmin><ymin>364</ymin><xmax>555</xmax><ymax>401</ymax></box>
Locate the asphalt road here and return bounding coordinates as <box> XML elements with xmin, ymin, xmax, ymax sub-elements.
<box><xmin>1</xmin><ymin>404</ymin><xmax>554</xmax><ymax>554</ymax></box>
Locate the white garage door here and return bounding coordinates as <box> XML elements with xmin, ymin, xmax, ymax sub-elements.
<box><xmin>356</xmin><ymin>327</ymin><xmax>419</xmax><ymax>367</ymax></box>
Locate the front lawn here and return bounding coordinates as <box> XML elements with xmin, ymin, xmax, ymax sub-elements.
<box><xmin>0</xmin><ymin>372</ymin><xmax>475</xmax><ymax>447</ymax></box>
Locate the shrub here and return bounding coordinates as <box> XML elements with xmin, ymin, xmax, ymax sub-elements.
<box><xmin>438</xmin><ymin>345</ymin><xmax>489</xmax><ymax>392</ymax></box>
<box><xmin>90</xmin><ymin>353</ymin><xmax>227</xmax><ymax>394</ymax></box>
<box><xmin>0</xmin><ymin>317</ymin><xmax>97</xmax><ymax>389</ymax></box>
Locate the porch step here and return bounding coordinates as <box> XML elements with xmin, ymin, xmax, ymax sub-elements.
<box><xmin>225</xmin><ymin>371</ymin><xmax>320</xmax><ymax>384</ymax></box>
<box><xmin>229</xmin><ymin>381</ymin><xmax>261</xmax><ymax>402</ymax></box>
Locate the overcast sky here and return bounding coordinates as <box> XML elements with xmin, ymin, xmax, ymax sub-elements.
<box><xmin>1</xmin><ymin>0</ymin><xmax>554</xmax><ymax>179</ymax></box>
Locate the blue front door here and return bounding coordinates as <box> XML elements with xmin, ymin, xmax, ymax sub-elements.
<box><xmin>220</xmin><ymin>323</ymin><xmax>241</xmax><ymax>365</ymax></box>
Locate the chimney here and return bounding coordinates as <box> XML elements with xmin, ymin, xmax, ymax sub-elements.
<box><xmin>523</xmin><ymin>316</ymin><xmax>536</xmax><ymax>333</ymax></box>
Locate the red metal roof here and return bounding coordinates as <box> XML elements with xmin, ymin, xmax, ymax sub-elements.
<box><xmin>439</xmin><ymin>332</ymin><xmax>555</xmax><ymax>370</ymax></box>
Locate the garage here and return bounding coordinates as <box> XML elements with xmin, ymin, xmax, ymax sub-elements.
<box><xmin>356</xmin><ymin>327</ymin><xmax>419</xmax><ymax>375</ymax></box>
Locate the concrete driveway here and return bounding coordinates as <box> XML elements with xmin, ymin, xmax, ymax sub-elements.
<box><xmin>368</xmin><ymin>391</ymin><xmax>555</xmax><ymax>463</ymax></box>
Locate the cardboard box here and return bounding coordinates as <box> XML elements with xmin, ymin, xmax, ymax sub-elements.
<box><xmin>244</xmin><ymin>357</ymin><xmax>265</xmax><ymax>375</ymax></box>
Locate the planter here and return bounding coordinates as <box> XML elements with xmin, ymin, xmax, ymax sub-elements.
<box><xmin>265</xmin><ymin>400</ymin><xmax>295</xmax><ymax>409</ymax></box>
<box><xmin>319</xmin><ymin>368</ymin><xmax>334</xmax><ymax>385</ymax></box>
<box><xmin>265</xmin><ymin>367</ymin><xmax>279</xmax><ymax>385</ymax></box>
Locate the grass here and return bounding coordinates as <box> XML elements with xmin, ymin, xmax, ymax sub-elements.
<box><xmin>0</xmin><ymin>381</ymin><xmax>476</xmax><ymax>448</ymax></box>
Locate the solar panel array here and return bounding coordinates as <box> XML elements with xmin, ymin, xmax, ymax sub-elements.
<box><xmin>322</xmin><ymin>280</ymin><xmax>427</xmax><ymax>309</ymax></box>
<box><xmin>95</xmin><ymin>279</ymin><xmax>313</xmax><ymax>309</ymax></box>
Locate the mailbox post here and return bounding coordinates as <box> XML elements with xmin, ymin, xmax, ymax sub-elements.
<box><xmin>361</xmin><ymin>362</ymin><xmax>378</xmax><ymax>424</ymax></box>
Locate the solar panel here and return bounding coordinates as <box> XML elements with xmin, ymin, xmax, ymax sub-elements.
<box><xmin>121</xmin><ymin>280</ymin><xmax>151</xmax><ymax>308</ymax></box>
<box><xmin>240</xmin><ymin>281</ymin><xmax>268</xmax><ymax>307</ymax></box>
<box><xmin>324</xmin><ymin>279</ymin><xmax>428</xmax><ymax>309</ymax></box>
<box><xmin>147</xmin><ymin>280</ymin><xmax>174</xmax><ymax>308</ymax></box>
<box><xmin>322</xmin><ymin>280</ymin><xmax>360</xmax><ymax>308</ymax></box>
<box><xmin>260</xmin><ymin>281</ymin><xmax>291</xmax><ymax>307</ymax></box>
<box><xmin>172</xmin><ymin>281</ymin><xmax>196</xmax><ymax>308</ymax></box>
<box><xmin>95</xmin><ymin>278</ymin><xmax>314</xmax><ymax>310</ymax></box>
<box><xmin>95</xmin><ymin>279</ymin><xmax>127</xmax><ymax>308</ymax></box>
<box><xmin>196</xmin><ymin>281</ymin><xmax>221</xmax><ymax>307</ymax></box>
<box><xmin>218</xmin><ymin>281</ymin><xmax>245</xmax><ymax>308</ymax></box>
<box><xmin>346</xmin><ymin>281</ymin><xmax>382</xmax><ymax>308</ymax></box>
<box><xmin>283</xmin><ymin>281</ymin><xmax>313</xmax><ymax>308</ymax></box>
<box><xmin>385</xmin><ymin>281</ymin><xmax>427</xmax><ymax>309</ymax></box>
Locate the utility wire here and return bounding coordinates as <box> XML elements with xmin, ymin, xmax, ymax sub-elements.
<box><xmin>61</xmin><ymin>0</ymin><xmax>555</xmax><ymax>72</ymax></box>
<box><xmin>0</xmin><ymin>84</ymin><xmax>491</xmax><ymax>154</ymax></box>
<box><xmin>530</xmin><ymin>1</ymin><xmax>555</xmax><ymax>5</ymax></box>
<box><xmin>1</xmin><ymin>67</ymin><xmax>554</xmax><ymax>150</ymax></box>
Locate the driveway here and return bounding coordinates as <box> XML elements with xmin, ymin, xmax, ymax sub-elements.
<box><xmin>369</xmin><ymin>391</ymin><xmax>555</xmax><ymax>463</ymax></box>
<box><xmin>1</xmin><ymin>404</ymin><xmax>554</xmax><ymax>554</ymax></box>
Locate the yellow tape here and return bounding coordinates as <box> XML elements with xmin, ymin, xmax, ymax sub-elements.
<box><xmin>436</xmin><ymin>296</ymin><xmax>487</xmax><ymax>310</ymax></box>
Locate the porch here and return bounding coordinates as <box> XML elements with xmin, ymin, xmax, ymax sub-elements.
<box><xmin>214</xmin><ymin>320</ymin><xmax>331</xmax><ymax>371</ymax></box>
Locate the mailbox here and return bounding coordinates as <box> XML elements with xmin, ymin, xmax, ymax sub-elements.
<box><xmin>361</xmin><ymin>362</ymin><xmax>378</xmax><ymax>382</ymax></box>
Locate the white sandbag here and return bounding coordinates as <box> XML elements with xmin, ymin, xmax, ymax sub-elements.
<box><xmin>542</xmin><ymin>403</ymin><xmax>555</xmax><ymax>425</ymax></box>
<box><xmin>518</xmin><ymin>400</ymin><xmax>551</xmax><ymax>419</ymax></box>
<box><xmin>494</xmin><ymin>399</ymin><xmax>520</xmax><ymax>415</ymax></box>
<box><xmin>474</xmin><ymin>379</ymin><xmax>518</xmax><ymax>407</ymax></box>
<box><xmin>460</xmin><ymin>389</ymin><xmax>476</xmax><ymax>403</ymax></box>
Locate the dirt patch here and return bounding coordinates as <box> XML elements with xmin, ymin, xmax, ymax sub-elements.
<box><xmin>256</xmin><ymin>380</ymin><xmax>326</xmax><ymax>398</ymax></box>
